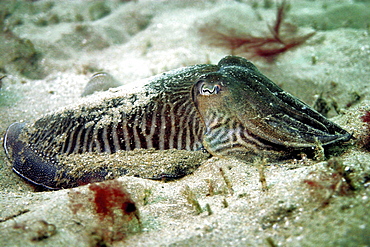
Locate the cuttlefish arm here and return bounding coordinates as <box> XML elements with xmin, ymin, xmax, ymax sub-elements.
<box><xmin>192</xmin><ymin>56</ymin><xmax>351</xmax><ymax>160</ymax></box>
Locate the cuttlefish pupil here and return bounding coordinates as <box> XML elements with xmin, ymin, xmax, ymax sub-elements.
<box><xmin>198</xmin><ymin>81</ymin><xmax>222</xmax><ymax>95</ymax></box>
<box><xmin>3</xmin><ymin>55</ymin><xmax>352</xmax><ymax>189</ymax></box>
<box><xmin>196</xmin><ymin>73</ymin><xmax>228</xmax><ymax>96</ymax></box>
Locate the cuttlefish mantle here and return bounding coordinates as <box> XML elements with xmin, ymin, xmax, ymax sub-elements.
<box><xmin>3</xmin><ymin>56</ymin><xmax>351</xmax><ymax>189</ymax></box>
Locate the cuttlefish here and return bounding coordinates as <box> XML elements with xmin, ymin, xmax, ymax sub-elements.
<box><xmin>3</xmin><ymin>56</ymin><xmax>351</xmax><ymax>189</ymax></box>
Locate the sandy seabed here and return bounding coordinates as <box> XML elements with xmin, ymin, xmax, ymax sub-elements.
<box><xmin>0</xmin><ymin>0</ymin><xmax>370</xmax><ymax>246</ymax></box>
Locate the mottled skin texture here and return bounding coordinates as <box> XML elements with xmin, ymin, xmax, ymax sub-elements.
<box><xmin>3</xmin><ymin>56</ymin><xmax>351</xmax><ymax>189</ymax></box>
<box><xmin>192</xmin><ymin>56</ymin><xmax>350</xmax><ymax>160</ymax></box>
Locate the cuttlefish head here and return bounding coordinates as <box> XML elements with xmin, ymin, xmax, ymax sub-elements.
<box><xmin>192</xmin><ymin>56</ymin><xmax>351</xmax><ymax>160</ymax></box>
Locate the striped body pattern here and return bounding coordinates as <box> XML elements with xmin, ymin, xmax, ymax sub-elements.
<box><xmin>202</xmin><ymin>109</ymin><xmax>271</xmax><ymax>158</ymax></box>
<box><xmin>3</xmin><ymin>56</ymin><xmax>351</xmax><ymax>189</ymax></box>
<box><xmin>30</xmin><ymin>90</ymin><xmax>204</xmax><ymax>156</ymax></box>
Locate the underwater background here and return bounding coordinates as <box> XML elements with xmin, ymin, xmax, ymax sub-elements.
<box><xmin>0</xmin><ymin>0</ymin><xmax>369</xmax><ymax>246</ymax></box>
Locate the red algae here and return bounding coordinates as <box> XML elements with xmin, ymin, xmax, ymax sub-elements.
<box><xmin>361</xmin><ymin>111</ymin><xmax>370</xmax><ymax>123</ymax></box>
<box><xmin>89</xmin><ymin>181</ymin><xmax>137</xmax><ymax>221</ymax></box>
<box><xmin>199</xmin><ymin>1</ymin><xmax>315</xmax><ymax>61</ymax></box>
<box><xmin>303</xmin><ymin>159</ymin><xmax>356</xmax><ymax>208</ymax></box>
<box><xmin>360</xmin><ymin>110</ymin><xmax>370</xmax><ymax>151</ymax></box>
<box><xmin>68</xmin><ymin>180</ymin><xmax>141</xmax><ymax>245</ymax></box>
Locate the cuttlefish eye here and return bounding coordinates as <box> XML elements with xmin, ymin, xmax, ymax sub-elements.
<box><xmin>196</xmin><ymin>79</ymin><xmax>223</xmax><ymax>96</ymax></box>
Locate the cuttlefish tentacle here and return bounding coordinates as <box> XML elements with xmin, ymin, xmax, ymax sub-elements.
<box><xmin>3</xmin><ymin>56</ymin><xmax>351</xmax><ymax>189</ymax></box>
